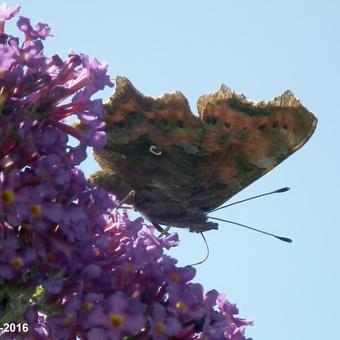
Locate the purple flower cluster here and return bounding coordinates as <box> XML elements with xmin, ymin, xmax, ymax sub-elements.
<box><xmin>0</xmin><ymin>4</ymin><xmax>252</xmax><ymax>339</ymax></box>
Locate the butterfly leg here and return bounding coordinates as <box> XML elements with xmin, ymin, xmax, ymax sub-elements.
<box><xmin>148</xmin><ymin>224</ymin><xmax>171</xmax><ymax>237</ymax></box>
<box><xmin>89</xmin><ymin>169</ymin><xmax>135</xmax><ymax>204</ymax></box>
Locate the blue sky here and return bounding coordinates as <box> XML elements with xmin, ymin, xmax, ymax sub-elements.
<box><xmin>5</xmin><ymin>1</ymin><xmax>340</xmax><ymax>339</ymax></box>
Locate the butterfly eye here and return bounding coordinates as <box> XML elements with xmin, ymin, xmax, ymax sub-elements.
<box><xmin>149</xmin><ymin>145</ymin><xmax>162</xmax><ymax>156</ymax></box>
<box><xmin>224</xmin><ymin>122</ymin><xmax>231</xmax><ymax>128</ymax></box>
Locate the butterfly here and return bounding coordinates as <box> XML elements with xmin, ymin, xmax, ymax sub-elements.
<box><xmin>90</xmin><ymin>77</ymin><xmax>317</xmax><ymax>232</ymax></box>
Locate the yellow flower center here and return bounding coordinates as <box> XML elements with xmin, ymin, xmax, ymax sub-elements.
<box><xmin>176</xmin><ymin>301</ymin><xmax>188</xmax><ymax>313</ymax></box>
<box><xmin>109</xmin><ymin>314</ymin><xmax>124</xmax><ymax>328</ymax></box>
<box><xmin>155</xmin><ymin>322</ymin><xmax>166</xmax><ymax>335</ymax></box>
<box><xmin>64</xmin><ymin>312</ymin><xmax>75</xmax><ymax>326</ymax></box>
<box><xmin>26</xmin><ymin>134</ymin><xmax>35</xmax><ymax>146</ymax></box>
<box><xmin>92</xmin><ymin>247</ymin><xmax>101</xmax><ymax>257</ymax></box>
<box><xmin>46</xmin><ymin>252</ymin><xmax>56</xmax><ymax>262</ymax></box>
<box><xmin>82</xmin><ymin>302</ymin><xmax>94</xmax><ymax>312</ymax></box>
<box><xmin>169</xmin><ymin>272</ymin><xmax>181</xmax><ymax>283</ymax></box>
<box><xmin>1</xmin><ymin>189</ymin><xmax>14</xmax><ymax>204</ymax></box>
<box><xmin>10</xmin><ymin>257</ymin><xmax>24</xmax><ymax>269</ymax></box>
<box><xmin>20</xmin><ymin>51</ymin><xmax>29</xmax><ymax>62</ymax></box>
<box><xmin>124</xmin><ymin>262</ymin><xmax>135</xmax><ymax>272</ymax></box>
<box><xmin>31</xmin><ymin>204</ymin><xmax>42</xmax><ymax>217</ymax></box>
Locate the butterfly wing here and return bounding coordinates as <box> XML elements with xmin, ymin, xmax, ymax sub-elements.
<box><xmin>194</xmin><ymin>85</ymin><xmax>317</xmax><ymax>212</ymax></box>
<box><xmin>93</xmin><ymin>77</ymin><xmax>317</xmax><ymax>232</ymax></box>
<box><xmin>94</xmin><ymin>77</ymin><xmax>218</xmax><ymax>231</ymax></box>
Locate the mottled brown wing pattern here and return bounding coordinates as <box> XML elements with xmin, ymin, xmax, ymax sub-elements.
<box><xmin>91</xmin><ymin>77</ymin><xmax>317</xmax><ymax>232</ymax></box>
<box><xmin>194</xmin><ymin>85</ymin><xmax>317</xmax><ymax>212</ymax></box>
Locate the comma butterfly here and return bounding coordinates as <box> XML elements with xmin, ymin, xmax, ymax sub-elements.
<box><xmin>91</xmin><ymin>77</ymin><xmax>317</xmax><ymax>232</ymax></box>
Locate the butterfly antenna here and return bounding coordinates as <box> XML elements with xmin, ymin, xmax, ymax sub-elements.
<box><xmin>209</xmin><ymin>216</ymin><xmax>292</xmax><ymax>243</ymax></box>
<box><xmin>211</xmin><ymin>187</ymin><xmax>290</xmax><ymax>212</ymax></box>
<box><xmin>189</xmin><ymin>232</ymin><xmax>210</xmax><ymax>266</ymax></box>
